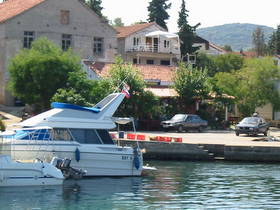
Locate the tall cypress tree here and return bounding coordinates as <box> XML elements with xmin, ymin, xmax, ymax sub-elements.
<box><xmin>177</xmin><ymin>0</ymin><xmax>200</xmax><ymax>58</ymax></box>
<box><xmin>268</xmin><ymin>25</ymin><xmax>280</xmax><ymax>55</ymax></box>
<box><xmin>252</xmin><ymin>27</ymin><xmax>266</xmax><ymax>56</ymax></box>
<box><xmin>177</xmin><ymin>0</ymin><xmax>187</xmax><ymax>28</ymax></box>
<box><xmin>86</xmin><ymin>0</ymin><xmax>103</xmax><ymax>17</ymax></box>
<box><xmin>147</xmin><ymin>0</ymin><xmax>171</xmax><ymax>30</ymax></box>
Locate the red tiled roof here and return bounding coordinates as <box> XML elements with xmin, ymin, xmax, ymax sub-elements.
<box><xmin>0</xmin><ymin>0</ymin><xmax>45</xmax><ymax>24</ymax></box>
<box><xmin>87</xmin><ymin>62</ymin><xmax>177</xmax><ymax>82</ymax></box>
<box><xmin>209</xmin><ymin>43</ymin><xmax>227</xmax><ymax>53</ymax></box>
<box><xmin>135</xmin><ymin>64</ymin><xmax>176</xmax><ymax>82</ymax></box>
<box><xmin>115</xmin><ymin>22</ymin><xmax>156</xmax><ymax>38</ymax></box>
<box><xmin>232</xmin><ymin>51</ymin><xmax>257</xmax><ymax>58</ymax></box>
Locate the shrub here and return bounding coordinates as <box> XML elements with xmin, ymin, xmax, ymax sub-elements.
<box><xmin>0</xmin><ymin>119</ymin><xmax>5</xmax><ymax>131</ymax></box>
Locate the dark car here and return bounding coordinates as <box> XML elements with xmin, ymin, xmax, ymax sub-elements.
<box><xmin>235</xmin><ymin>116</ymin><xmax>269</xmax><ymax>136</ymax></box>
<box><xmin>160</xmin><ymin>114</ymin><xmax>208</xmax><ymax>132</ymax></box>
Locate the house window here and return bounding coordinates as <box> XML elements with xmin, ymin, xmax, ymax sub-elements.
<box><xmin>61</xmin><ymin>34</ymin><xmax>72</xmax><ymax>51</ymax></box>
<box><xmin>146</xmin><ymin>59</ymin><xmax>154</xmax><ymax>64</ymax></box>
<box><xmin>133</xmin><ymin>58</ymin><xmax>140</xmax><ymax>64</ymax></box>
<box><xmin>93</xmin><ymin>37</ymin><xmax>104</xmax><ymax>55</ymax></box>
<box><xmin>133</xmin><ymin>37</ymin><xmax>140</xmax><ymax>46</ymax></box>
<box><xmin>160</xmin><ymin>60</ymin><xmax>170</xmax><ymax>66</ymax></box>
<box><xmin>164</xmin><ymin>40</ymin><xmax>170</xmax><ymax>48</ymax></box>
<box><xmin>23</xmin><ymin>31</ymin><xmax>35</xmax><ymax>49</ymax></box>
<box><xmin>60</xmin><ymin>10</ymin><xmax>70</xmax><ymax>25</ymax></box>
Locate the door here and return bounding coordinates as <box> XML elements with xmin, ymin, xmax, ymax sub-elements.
<box><xmin>146</xmin><ymin>37</ymin><xmax>152</xmax><ymax>51</ymax></box>
<box><xmin>184</xmin><ymin>116</ymin><xmax>194</xmax><ymax>129</ymax></box>
<box><xmin>153</xmin><ymin>38</ymin><xmax>158</xmax><ymax>52</ymax></box>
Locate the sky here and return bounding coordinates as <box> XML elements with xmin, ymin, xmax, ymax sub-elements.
<box><xmin>102</xmin><ymin>0</ymin><xmax>280</xmax><ymax>32</ymax></box>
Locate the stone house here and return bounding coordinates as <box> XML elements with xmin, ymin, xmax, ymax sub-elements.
<box><xmin>0</xmin><ymin>0</ymin><xmax>118</xmax><ymax>105</ymax></box>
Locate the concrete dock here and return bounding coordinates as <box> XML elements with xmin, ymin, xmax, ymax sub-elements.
<box><xmin>114</xmin><ymin>129</ymin><xmax>280</xmax><ymax>162</ymax></box>
<box><xmin>2</xmin><ymin>108</ymin><xmax>280</xmax><ymax>163</ymax></box>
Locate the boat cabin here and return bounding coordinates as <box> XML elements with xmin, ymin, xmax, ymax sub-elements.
<box><xmin>1</xmin><ymin>127</ymin><xmax>114</xmax><ymax>145</ymax></box>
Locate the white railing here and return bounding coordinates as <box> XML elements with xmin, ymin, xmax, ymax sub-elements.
<box><xmin>127</xmin><ymin>44</ymin><xmax>158</xmax><ymax>53</ymax></box>
<box><xmin>127</xmin><ymin>44</ymin><xmax>180</xmax><ymax>54</ymax></box>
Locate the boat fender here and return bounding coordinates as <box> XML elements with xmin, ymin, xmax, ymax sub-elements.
<box><xmin>75</xmin><ymin>147</ymin><xmax>80</xmax><ymax>162</ymax></box>
<box><xmin>0</xmin><ymin>172</ymin><xmax>4</xmax><ymax>182</ymax></box>
<box><xmin>133</xmin><ymin>147</ymin><xmax>140</xmax><ymax>170</ymax></box>
<box><xmin>134</xmin><ymin>156</ymin><xmax>140</xmax><ymax>170</ymax></box>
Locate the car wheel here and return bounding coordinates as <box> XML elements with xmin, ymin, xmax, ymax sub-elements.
<box><xmin>198</xmin><ymin>126</ymin><xmax>203</xmax><ymax>133</ymax></box>
<box><xmin>263</xmin><ymin>130</ymin><xmax>268</xmax><ymax>136</ymax></box>
<box><xmin>178</xmin><ymin>126</ymin><xmax>184</xmax><ymax>133</ymax></box>
<box><xmin>163</xmin><ymin>128</ymin><xmax>169</xmax><ymax>132</ymax></box>
<box><xmin>235</xmin><ymin>132</ymin><xmax>239</xmax><ymax>136</ymax></box>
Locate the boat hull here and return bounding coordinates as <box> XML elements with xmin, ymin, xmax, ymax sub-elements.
<box><xmin>0</xmin><ymin>176</ymin><xmax>63</xmax><ymax>187</ymax></box>
<box><xmin>3</xmin><ymin>141</ymin><xmax>143</xmax><ymax>176</ymax></box>
<box><xmin>0</xmin><ymin>155</ymin><xmax>64</xmax><ymax>187</ymax></box>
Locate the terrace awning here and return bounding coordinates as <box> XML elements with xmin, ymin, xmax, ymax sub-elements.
<box><xmin>145</xmin><ymin>31</ymin><xmax>178</xmax><ymax>39</ymax></box>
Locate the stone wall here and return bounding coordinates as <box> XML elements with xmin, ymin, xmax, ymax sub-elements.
<box><xmin>0</xmin><ymin>0</ymin><xmax>118</xmax><ymax>105</ymax></box>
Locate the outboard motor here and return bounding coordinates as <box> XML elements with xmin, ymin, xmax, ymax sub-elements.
<box><xmin>51</xmin><ymin>157</ymin><xmax>86</xmax><ymax>179</ymax></box>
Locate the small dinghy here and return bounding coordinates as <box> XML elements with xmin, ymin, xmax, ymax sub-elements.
<box><xmin>0</xmin><ymin>155</ymin><xmax>64</xmax><ymax>187</ymax></box>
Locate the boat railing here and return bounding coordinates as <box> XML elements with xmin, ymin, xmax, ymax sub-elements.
<box><xmin>0</xmin><ymin>133</ymin><xmax>12</xmax><ymax>157</ymax></box>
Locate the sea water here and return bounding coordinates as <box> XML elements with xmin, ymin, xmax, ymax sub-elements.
<box><xmin>0</xmin><ymin>161</ymin><xmax>280</xmax><ymax>209</ymax></box>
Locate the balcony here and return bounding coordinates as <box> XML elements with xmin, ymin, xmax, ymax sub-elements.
<box><xmin>126</xmin><ymin>44</ymin><xmax>179</xmax><ymax>54</ymax></box>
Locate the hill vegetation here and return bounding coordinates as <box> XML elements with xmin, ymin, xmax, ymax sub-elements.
<box><xmin>196</xmin><ymin>23</ymin><xmax>275</xmax><ymax>51</ymax></box>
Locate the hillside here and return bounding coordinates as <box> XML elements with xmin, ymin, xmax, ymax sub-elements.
<box><xmin>196</xmin><ymin>23</ymin><xmax>275</xmax><ymax>51</ymax></box>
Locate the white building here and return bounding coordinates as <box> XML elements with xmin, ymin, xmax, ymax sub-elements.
<box><xmin>115</xmin><ymin>22</ymin><xmax>181</xmax><ymax>66</ymax></box>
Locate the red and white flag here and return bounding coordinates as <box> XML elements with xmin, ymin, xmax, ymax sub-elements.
<box><xmin>121</xmin><ymin>83</ymin><xmax>130</xmax><ymax>98</ymax></box>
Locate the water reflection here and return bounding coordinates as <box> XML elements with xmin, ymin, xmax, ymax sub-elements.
<box><xmin>1</xmin><ymin>161</ymin><xmax>280</xmax><ymax>209</ymax></box>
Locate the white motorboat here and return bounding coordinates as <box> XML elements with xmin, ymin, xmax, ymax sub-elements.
<box><xmin>0</xmin><ymin>155</ymin><xmax>64</xmax><ymax>187</ymax></box>
<box><xmin>0</xmin><ymin>93</ymin><xmax>143</xmax><ymax>176</ymax></box>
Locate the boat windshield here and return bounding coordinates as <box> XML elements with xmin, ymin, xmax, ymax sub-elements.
<box><xmin>68</xmin><ymin>129</ymin><xmax>114</xmax><ymax>145</ymax></box>
<box><xmin>0</xmin><ymin>134</ymin><xmax>10</xmax><ymax>156</ymax></box>
<box><xmin>2</xmin><ymin>127</ymin><xmax>114</xmax><ymax>145</ymax></box>
<box><xmin>2</xmin><ymin>128</ymin><xmax>52</xmax><ymax>140</ymax></box>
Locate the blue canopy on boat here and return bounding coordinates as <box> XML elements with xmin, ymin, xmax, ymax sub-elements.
<box><xmin>51</xmin><ymin>102</ymin><xmax>100</xmax><ymax>113</ymax></box>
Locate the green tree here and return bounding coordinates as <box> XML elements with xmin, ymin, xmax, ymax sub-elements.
<box><xmin>51</xmin><ymin>71</ymin><xmax>94</xmax><ymax>106</ymax></box>
<box><xmin>196</xmin><ymin>53</ymin><xmax>244</xmax><ymax>77</ymax></box>
<box><xmin>267</xmin><ymin>25</ymin><xmax>280</xmax><ymax>55</ymax></box>
<box><xmin>147</xmin><ymin>0</ymin><xmax>171</xmax><ymax>30</ymax></box>
<box><xmin>252</xmin><ymin>27</ymin><xmax>266</xmax><ymax>56</ymax></box>
<box><xmin>111</xmin><ymin>17</ymin><xmax>124</xmax><ymax>27</ymax></box>
<box><xmin>132</xmin><ymin>21</ymin><xmax>147</xmax><ymax>25</ymax></box>
<box><xmin>212</xmin><ymin>53</ymin><xmax>244</xmax><ymax>74</ymax></box>
<box><xmin>223</xmin><ymin>45</ymin><xmax>233</xmax><ymax>52</ymax></box>
<box><xmin>173</xmin><ymin>62</ymin><xmax>211</xmax><ymax>108</ymax></box>
<box><xmin>177</xmin><ymin>0</ymin><xmax>200</xmax><ymax>57</ymax></box>
<box><xmin>8</xmin><ymin>37</ymin><xmax>82</xmax><ymax>112</ymax></box>
<box><xmin>108</xmin><ymin>57</ymin><xmax>160</xmax><ymax>119</ymax></box>
<box><xmin>214</xmin><ymin>57</ymin><xmax>280</xmax><ymax>116</ymax></box>
<box><xmin>86</xmin><ymin>0</ymin><xmax>103</xmax><ymax>17</ymax></box>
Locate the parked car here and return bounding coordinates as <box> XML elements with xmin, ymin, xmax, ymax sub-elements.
<box><xmin>160</xmin><ymin>114</ymin><xmax>208</xmax><ymax>132</ymax></box>
<box><xmin>235</xmin><ymin>116</ymin><xmax>269</xmax><ymax>136</ymax></box>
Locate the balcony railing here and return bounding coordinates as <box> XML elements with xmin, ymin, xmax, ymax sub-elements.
<box><xmin>127</xmin><ymin>44</ymin><xmax>158</xmax><ymax>53</ymax></box>
<box><xmin>126</xmin><ymin>44</ymin><xmax>180</xmax><ymax>54</ymax></box>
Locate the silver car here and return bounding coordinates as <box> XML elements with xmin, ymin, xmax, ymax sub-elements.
<box><xmin>160</xmin><ymin>114</ymin><xmax>208</xmax><ymax>132</ymax></box>
<box><xmin>235</xmin><ymin>117</ymin><xmax>269</xmax><ymax>136</ymax></box>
